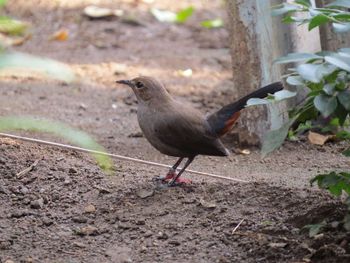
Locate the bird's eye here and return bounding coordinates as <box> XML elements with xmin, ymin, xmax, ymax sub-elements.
<box><xmin>135</xmin><ymin>81</ymin><xmax>144</xmax><ymax>89</ymax></box>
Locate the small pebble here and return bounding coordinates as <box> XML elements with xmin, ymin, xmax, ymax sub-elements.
<box><xmin>144</xmin><ymin>230</ymin><xmax>153</xmax><ymax>238</ymax></box>
<box><xmin>69</xmin><ymin>168</ymin><xmax>78</xmax><ymax>174</ymax></box>
<box><xmin>84</xmin><ymin>204</ymin><xmax>96</xmax><ymax>213</ymax></box>
<box><xmin>72</xmin><ymin>216</ymin><xmax>88</xmax><ymax>223</ymax></box>
<box><xmin>76</xmin><ymin>225</ymin><xmax>99</xmax><ymax>236</ymax></box>
<box><xmin>42</xmin><ymin>217</ymin><xmax>53</xmax><ymax>226</ymax></box>
<box><xmin>157</xmin><ymin>231</ymin><xmax>168</xmax><ymax>240</ymax></box>
<box><xmin>30</xmin><ymin>198</ymin><xmax>44</xmax><ymax>209</ymax></box>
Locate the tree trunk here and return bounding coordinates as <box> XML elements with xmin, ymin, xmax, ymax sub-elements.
<box><xmin>316</xmin><ymin>0</ymin><xmax>350</xmax><ymax>50</ymax></box>
<box><xmin>226</xmin><ymin>0</ymin><xmax>321</xmax><ymax>145</ymax></box>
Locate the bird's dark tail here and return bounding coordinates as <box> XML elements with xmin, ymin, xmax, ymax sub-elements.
<box><xmin>207</xmin><ymin>82</ymin><xmax>284</xmax><ymax>137</ymax></box>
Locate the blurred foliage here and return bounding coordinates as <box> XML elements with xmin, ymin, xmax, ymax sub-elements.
<box><xmin>0</xmin><ymin>51</ymin><xmax>75</xmax><ymax>82</ymax></box>
<box><xmin>0</xmin><ymin>1</ymin><xmax>112</xmax><ymax>174</ymax></box>
<box><xmin>0</xmin><ymin>117</ymin><xmax>113</xmax><ymax>174</ymax></box>
<box><xmin>0</xmin><ymin>0</ymin><xmax>28</xmax><ymax>35</ymax></box>
<box><xmin>0</xmin><ymin>17</ymin><xmax>27</xmax><ymax>35</ymax></box>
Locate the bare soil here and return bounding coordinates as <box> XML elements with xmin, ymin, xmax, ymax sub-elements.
<box><xmin>1</xmin><ymin>0</ymin><xmax>350</xmax><ymax>262</ymax></box>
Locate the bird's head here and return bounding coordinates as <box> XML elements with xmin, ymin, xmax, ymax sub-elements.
<box><xmin>116</xmin><ymin>76</ymin><xmax>171</xmax><ymax>104</ymax></box>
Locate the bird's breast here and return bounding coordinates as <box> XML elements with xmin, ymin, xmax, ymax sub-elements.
<box><xmin>137</xmin><ymin>105</ymin><xmax>187</xmax><ymax>157</ymax></box>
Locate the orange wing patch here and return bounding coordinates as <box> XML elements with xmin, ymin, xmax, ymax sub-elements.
<box><xmin>218</xmin><ymin>111</ymin><xmax>241</xmax><ymax>136</ymax></box>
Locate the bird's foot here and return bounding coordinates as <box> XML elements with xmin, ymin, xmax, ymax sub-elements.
<box><xmin>152</xmin><ymin>170</ymin><xmax>191</xmax><ymax>186</ymax></box>
<box><xmin>168</xmin><ymin>177</ymin><xmax>192</xmax><ymax>187</ymax></box>
<box><xmin>152</xmin><ymin>169</ymin><xmax>176</xmax><ymax>182</ymax></box>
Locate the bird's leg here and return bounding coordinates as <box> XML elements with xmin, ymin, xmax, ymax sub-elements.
<box><xmin>163</xmin><ymin>157</ymin><xmax>184</xmax><ymax>181</ymax></box>
<box><xmin>153</xmin><ymin>157</ymin><xmax>184</xmax><ymax>183</ymax></box>
<box><xmin>169</xmin><ymin>156</ymin><xmax>195</xmax><ymax>186</ymax></box>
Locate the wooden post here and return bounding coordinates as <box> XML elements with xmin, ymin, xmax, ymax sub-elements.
<box><xmin>226</xmin><ymin>0</ymin><xmax>321</xmax><ymax>145</ymax></box>
<box><xmin>316</xmin><ymin>0</ymin><xmax>350</xmax><ymax>50</ymax></box>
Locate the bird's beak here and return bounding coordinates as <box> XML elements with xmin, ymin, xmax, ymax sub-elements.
<box><xmin>116</xmin><ymin>79</ymin><xmax>133</xmax><ymax>87</ymax></box>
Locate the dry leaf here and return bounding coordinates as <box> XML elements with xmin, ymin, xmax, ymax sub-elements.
<box><xmin>177</xmin><ymin>68</ymin><xmax>192</xmax><ymax>77</ymax></box>
<box><xmin>84</xmin><ymin>204</ymin><xmax>96</xmax><ymax>213</ymax></box>
<box><xmin>83</xmin><ymin>5</ymin><xmax>124</xmax><ymax>19</ymax></box>
<box><xmin>268</xmin><ymin>242</ymin><xmax>287</xmax><ymax>248</ymax></box>
<box><xmin>308</xmin><ymin>131</ymin><xmax>334</xmax><ymax>146</ymax></box>
<box><xmin>137</xmin><ymin>189</ymin><xmax>154</xmax><ymax>199</ymax></box>
<box><xmin>199</xmin><ymin>198</ymin><xmax>216</xmax><ymax>209</ymax></box>
<box><xmin>238</xmin><ymin>149</ymin><xmax>250</xmax><ymax>155</ymax></box>
<box><xmin>50</xmin><ymin>29</ymin><xmax>69</xmax><ymax>41</ymax></box>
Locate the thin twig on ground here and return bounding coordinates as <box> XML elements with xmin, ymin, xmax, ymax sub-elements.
<box><xmin>232</xmin><ymin>218</ymin><xmax>245</xmax><ymax>234</ymax></box>
<box><xmin>16</xmin><ymin>159</ymin><xmax>41</xmax><ymax>178</ymax></box>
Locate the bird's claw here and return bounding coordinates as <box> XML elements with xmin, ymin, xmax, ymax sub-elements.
<box><xmin>168</xmin><ymin>177</ymin><xmax>192</xmax><ymax>187</ymax></box>
<box><xmin>152</xmin><ymin>170</ymin><xmax>191</xmax><ymax>187</ymax></box>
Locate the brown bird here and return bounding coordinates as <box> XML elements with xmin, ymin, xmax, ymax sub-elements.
<box><xmin>117</xmin><ymin>76</ymin><xmax>283</xmax><ymax>186</ymax></box>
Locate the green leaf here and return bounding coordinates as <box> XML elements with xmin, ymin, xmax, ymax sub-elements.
<box><xmin>314</xmin><ymin>94</ymin><xmax>338</xmax><ymax>117</ymax></box>
<box><xmin>337</xmin><ymin>90</ymin><xmax>350</xmax><ymax>110</ymax></box>
<box><xmin>323</xmin><ymin>83</ymin><xmax>336</xmax><ymax>95</ymax></box>
<box><xmin>274</xmin><ymin>53</ymin><xmax>322</xmax><ymax>64</ymax></box>
<box><xmin>339</xmin><ymin>48</ymin><xmax>350</xmax><ymax>55</ymax></box>
<box><xmin>282</xmin><ymin>15</ymin><xmax>297</xmax><ymax>24</ymax></box>
<box><xmin>286</xmin><ymin>75</ymin><xmax>305</xmax><ymax>86</ymax></box>
<box><xmin>175</xmin><ymin>7</ymin><xmax>194</xmax><ymax>23</ymax></box>
<box><xmin>0</xmin><ymin>116</ymin><xmax>113</xmax><ymax>173</ymax></box>
<box><xmin>311</xmin><ymin>172</ymin><xmax>350</xmax><ymax>196</ymax></box>
<box><xmin>342</xmin><ymin>148</ymin><xmax>350</xmax><ymax>156</ymax></box>
<box><xmin>333</xmin><ymin>22</ymin><xmax>350</xmax><ymax>33</ymax></box>
<box><xmin>295</xmin><ymin>120</ymin><xmax>313</xmax><ymax>133</ymax></box>
<box><xmin>0</xmin><ymin>16</ymin><xmax>28</xmax><ymax>35</ymax></box>
<box><xmin>0</xmin><ymin>0</ymin><xmax>7</xmax><ymax>7</ymax></box>
<box><xmin>336</xmin><ymin>130</ymin><xmax>350</xmax><ymax>140</ymax></box>
<box><xmin>271</xmin><ymin>3</ymin><xmax>301</xmax><ymax>16</ymax></box>
<box><xmin>304</xmin><ymin>222</ymin><xmax>326</xmax><ymax>237</ymax></box>
<box><xmin>295</xmin><ymin>0</ymin><xmax>311</xmax><ymax>7</ymax></box>
<box><xmin>246</xmin><ymin>98</ymin><xmax>270</xmax><ymax>106</ymax></box>
<box><xmin>327</xmin><ymin>0</ymin><xmax>350</xmax><ymax>8</ymax></box>
<box><xmin>308</xmin><ymin>14</ymin><xmax>330</xmax><ymax>31</ymax></box>
<box><xmin>333</xmin><ymin>13</ymin><xmax>350</xmax><ymax>21</ymax></box>
<box><xmin>273</xmin><ymin>90</ymin><xmax>297</xmax><ymax>100</ymax></box>
<box><xmin>325</xmin><ymin>54</ymin><xmax>350</xmax><ymax>72</ymax></box>
<box><xmin>297</xmin><ymin>64</ymin><xmax>323</xmax><ymax>83</ymax></box>
<box><xmin>200</xmin><ymin>18</ymin><xmax>223</xmax><ymax>29</ymax></box>
<box><xmin>261</xmin><ymin>119</ymin><xmax>295</xmax><ymax>156</ymax></box>
<box><xmin>333</xmin><ymin>102</ymin><xmax>348</xmax><ymax>125</ymax></box>
<box><xmin>0</xmin><ymin>51</ymin><xmax>75</xmax><ymax>82</ymax></box>
<box><xmin>297</xmin><ymin>63</ymin><xmax>337</xmax><ymax>83</ymax></box>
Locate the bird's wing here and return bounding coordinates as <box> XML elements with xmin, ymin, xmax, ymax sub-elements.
<box><xmin>154</xmin><ymin>108</ymin><xmax>228</xmax><ymax>157</ymax></box>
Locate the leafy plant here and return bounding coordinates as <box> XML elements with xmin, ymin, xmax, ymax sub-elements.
<box><xmin>264</xmin><ymin>0</ymin><xmax>350</xmax><ymax>233</ymax></box>
<box><xmin>0</xmin><ymin>116</ymin><xmax>113</xmax><ymax>173</ymax></box>
<box><xmin>272</xmin><ymin>0</ymin><xmax>350</xmax><ymax>32</ymax></box>
<box><xmin>260</xmin><ymin>0</ymin><xmax>350</xmax><ymax>154</ymax></box>
<box><xmin>311</xmin><ymin>172</ymin><xmax>350</xmax><ymax>230</ymax></box>
<box><xmin>303</xmin><ymin>221</ymin><xmax>327</xmax><ymax>237</ymax></box>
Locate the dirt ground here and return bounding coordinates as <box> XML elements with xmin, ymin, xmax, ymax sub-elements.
<box><xmin>1</xmin><ymin>0</ymin><xmax>350</xmax><ymax>262</ymax></box>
